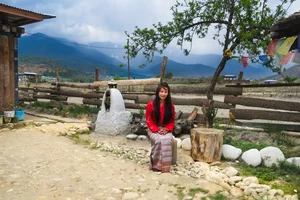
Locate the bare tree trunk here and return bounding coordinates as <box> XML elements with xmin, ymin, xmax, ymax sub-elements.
<box><xmin>206</xmin><ymin>57</ymin><xmax>229</xmax><ymax>127</ymax></box>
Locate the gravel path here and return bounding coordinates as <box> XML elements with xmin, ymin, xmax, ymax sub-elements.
<box><xmin>0</xmin><ymin>124</ymin><xmax>222</xmax><ymax>200</ymax></box>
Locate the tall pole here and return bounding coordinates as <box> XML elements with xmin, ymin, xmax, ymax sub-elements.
<box><xmin>127</xmin><ymin>39</ymin><xmax>130</xmax><ymax>80</ymax></box>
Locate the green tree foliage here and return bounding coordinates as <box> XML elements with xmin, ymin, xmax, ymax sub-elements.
<box><xmin>155</xmin><ymin>72</ymin><xmax>174</xmax><ymax>78</ymax></box>
<box><xmin>283</xmin><ymin>75</ymin><xmax>298</xmax><ymax>83</ymax></box>
<box><xmin>125</xmin><ymin>0</ymin><xmax>295</xmax><ymax>127</ymax></box>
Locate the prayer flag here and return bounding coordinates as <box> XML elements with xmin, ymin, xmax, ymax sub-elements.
<box><xmin>267</xmin><ymin>39</ymin><xmax>278</xmax><ymax>56</ymax></box>
<box><xmin>274</xmin><ymin>38</ymin><xmax>285</xmax><ymax>67</ymax></box>
<box><xmin>279</xmin><ymin>51</ymin><xmax>294</xmax><ymax>66</ymax></box>
<box><xmin>241</xmin><ymin>56</ymin><xmax>248</xmax><ymax>68</ymax></box>
<box><xmin>259</xmin><ymin>55</ymin><xmax>269</xmax><ymax>62</ymax></box>
<box><xmin>292</xmin><ymin>50</ymin><xmax>300</xmax><ymax>64</ymax></box>
<box><xmin>277</xmin><ymin>36</ymin><xmax>298</xmax><ymax>55</ymax></box>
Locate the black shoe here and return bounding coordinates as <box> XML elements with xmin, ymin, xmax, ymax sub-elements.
<box><xmin>152</xmin><ymin>168</ymin><xmax>161</xmax><ymax>172</ymax></box>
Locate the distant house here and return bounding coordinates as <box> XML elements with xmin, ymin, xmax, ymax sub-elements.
<box><xmin>261</xmin><ymin>79</ymin><xmax>277</xmax><ymax>84</ymax></box>
<box><xmin>0</xmin><ymin>3</ymin><xmax>55</xmax><ymax>114</ymax></box>
<box><xmin>18</xmin><ymin>72</ymin><xmax>42</xmax><ymax>84</ymax></box>
<box><xmin>221</xmin><ymin>75</ymin><xmax>236</xmax><ymax>80</ymax></box>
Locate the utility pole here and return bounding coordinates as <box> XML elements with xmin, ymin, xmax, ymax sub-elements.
<box><xmin>127</xmin><ymin>38</ymin><xmax>130</xmax><ymax>80</ymax></box>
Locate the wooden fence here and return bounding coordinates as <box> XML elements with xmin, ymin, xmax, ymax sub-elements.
<box><xmin>19</xmin><ymin>79</ymin><xmax>300</xmax><ymax>131</ymax></box>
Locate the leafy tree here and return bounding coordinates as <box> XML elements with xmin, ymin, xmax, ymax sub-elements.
<box><xmin>125</xmin><ymin>0</ymin><xmax>295</xmax><ymax>127</ymax></box>
<box><xmin>155</xmin><ymin>72</ymin><xmax>174</xmax><ymax>78</ymax></box>
<box><xmin>283</xmin><ymin>75</ymin><xmax>298</xmax><ymax>83</ymax></box>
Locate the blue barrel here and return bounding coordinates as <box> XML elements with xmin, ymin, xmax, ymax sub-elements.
<box><xmin>15</xmin><ymin>110</ymin><xmax>25</xmax><ymax>121</ymax></box>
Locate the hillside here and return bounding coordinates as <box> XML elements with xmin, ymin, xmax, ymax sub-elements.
<box><xmin>266</xmin><ymin>65</ymin><xmax>300</xmax><ymax>80</ymax></box>
<box><xmin>18</xmin><ymin>33</ymin><xmax>276</xmax><ymax>79</ymax></box>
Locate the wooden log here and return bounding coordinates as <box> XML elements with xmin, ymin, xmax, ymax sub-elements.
<box><xmin>135</xmin><ymin>95</ymin><xmax>233</xmax><ymax>109</ymax></box>
<box><xmin>226</xmin><ymin>83</ymin><xmax>300</xmax><ymax>87</ymax></box>
<box><xmin>18</xmin><ymin>87</ymin><xmax>35</xmax><ymax>92</ymax></box>
<box><xmin>236</xmin><ymin>121</ymin><xmax>300</xmax><ymax>132</ymax></box>
<box><xmin>190</xmin><ymin>128</ymin><xmax>224</xmax><ymax>162</ymax></box>
<box><xmin>230</xmin><ymin>108</ymin><xmax>300</xmax><ymax>122</ymax></box>
<box><xmin>225</xmin><ymin>95</ymin><xmax>300</xmax><ymax>112</ymax></box>
<box><xmin>34</xmin><ymin>88</ymin><xmax>104</xmax><ymax>98</ymax></box>
<box><xmin>51</xmin><ymin>82</ymin><xmax>99</xmax><ymax>89</ymax></box>
<box><xmin>19</xmin><ymin>97</ymin><xmax>35</xmax><ymax>102</ymax></box>
<box><xmin>93</xmin><ymin>78</ymin><xmax>160</xmax><ymax>87</ymax></box>
<box><xmin>82</xmin><ymin>98</ymin><xmax>145</xmax><ymax>109</ymax></box>
<box><xmin>33</xmin><ymin>94</ymin><xmax>68</xmax><ymax>101</ymax></box>
<box><xmin>187</xmin><ymin>107</ymin><xmax>198</xmax><ymax>121</ymax></box>
<box><xmin>144</xmin><ymin>85</ymin><xmax>243</xmax><ymax>95</ymax></box>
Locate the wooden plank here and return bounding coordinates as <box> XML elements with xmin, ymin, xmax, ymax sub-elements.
<box><xmin>144</xmin><ymin>85</ymin><xmax>243</xmax><ymax>95</ymax></box>
<box><xmin>226</xmin><ymin>83</ymin><xmax>300</xmax><ymax>87</ymax></box>
<box><xmin>230</xmin><ymin>108</ymin><xmax>300</xmax><ymax>122</ymax></box>
<box><xmin>224</xmin><ymin>95</ymin><xmax>300</xmax><ymax>112</ymax></box>
<box><xmin>82</xmin><ymin>98</ymin><xmax>145</xmax><ymax>109</ymax></box>
<box><xmin>236</xmin><ymin>121</ymin><xmax>300</xmax><ymax>132</ymax></box>
<box><xmin>51</xmin><ymin>82</ymin><xmax>99</xmax><ymax>89</ymax></box>
<box><xmin>93</xmin><ymin>78</ymin><xmax>160</xmax><ymax>87</ymax></box>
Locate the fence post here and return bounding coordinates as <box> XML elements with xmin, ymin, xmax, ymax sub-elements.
<box><xmin>237</xmin><ymin>71</ymin><xmax>243</xmax><ymax>86</ymax></box>
<box><xmin>95</xmin><ymin>68</ymin><xmax>100</xmax><ymax>109</ymax></box>
<box><xmin>160</xmin><ymin>56</ymin><xmax>168</xmax><ymax>83</ymax></box>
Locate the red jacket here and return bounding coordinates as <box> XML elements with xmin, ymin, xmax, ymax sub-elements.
<box><xmin>145</xmin><ymin>100</ymin><xmax>175</xmax><ymax>132</ymax></box>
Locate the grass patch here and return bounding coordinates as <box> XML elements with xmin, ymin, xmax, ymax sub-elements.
<box><xmin>263</xmin><ymin>124</ymin><xmax>284</xmax><ymax>133</ymax></box>
<box><xmin>170</xmin><ymin>184</ymin><xmax>186</xmax><ymax>200</ymax></box>
<box><xmin>271</xmin><ymin>131</ymin><xmax>297</xmax><ymax>147</ymax></box>
<box><xmin>207</xmin><ymin>191</ymin><xmax>228</xmax><ymax>200</ymax></box>
<box><xmin>82</xmin><ymin>130</ymin><xmax>92</xmax><ymax>134</ymax></box>
<box><xmin>68</xmin><ymin>105</ymin><xmax>98</xmax><ymax>117</ymax></box>
<box><xmin>188</xmin><ymin>187</ymin><xmax>208</xmax><ymax>198</ymax></box>
<box><xmin>230</xmin><ymin>139</ymin><xmax>269</xmax><ymax>152</ymax></box>
<box><xmin>31</xmin><ymin>101</ymin><xmax>53</xmax><ymax>109</ymax></box>
<box><xmin>235</xmin><ymin>162</ymin><xmax>300</xmax><ymax>195</ymax></box>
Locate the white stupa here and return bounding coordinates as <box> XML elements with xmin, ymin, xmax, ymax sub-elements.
<box><xmin>95</xmin><ymin>87</ymin><xmax>132</xmax><ymax>136</ymax></box>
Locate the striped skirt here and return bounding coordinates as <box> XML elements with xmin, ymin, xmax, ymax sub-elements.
<box><xmin>148</xmin><ymin>130</ymin><xmax>173</xmax><ymax>173</ymax></box>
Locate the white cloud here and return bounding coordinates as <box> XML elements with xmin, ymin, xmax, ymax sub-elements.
<box><xmin>2</xmin><ymin>0</ymin><xmax>300</xmax><ymax>55</ymax></box>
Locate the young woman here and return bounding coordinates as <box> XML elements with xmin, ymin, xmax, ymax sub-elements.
<box><xmin>145</xmin><ymin>82</ymin><xmax>176</xmax><ymax>173</ymax></box>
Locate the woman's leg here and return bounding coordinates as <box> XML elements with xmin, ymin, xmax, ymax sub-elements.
<box><xmin>148</xmin><ymin>131</ymin><xmax>173</xmax><ymax>173</ymax></box>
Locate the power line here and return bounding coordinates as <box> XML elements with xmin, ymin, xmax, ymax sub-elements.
<box><xmin>25</xmin><ymin>32</ymin><xmax>126</xmax><ymax>50</ymax></box>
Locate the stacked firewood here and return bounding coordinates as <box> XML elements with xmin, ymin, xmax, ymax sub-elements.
<box><xmin>130</xmin><ymin>108</ymin><xmax>203</xmax><ymax>136</ymax></box>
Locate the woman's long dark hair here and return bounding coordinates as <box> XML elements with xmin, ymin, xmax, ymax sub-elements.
<box><xmin>153</xmin><ymin>82</ymin><xmax>173</xmax><ymax>125</ymax></box>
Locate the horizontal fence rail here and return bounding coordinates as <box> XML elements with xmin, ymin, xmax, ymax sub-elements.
<box><xmin>18</xmin><ymin>79</ymin><xmax>300</xmax><ymax>131</ymax></box>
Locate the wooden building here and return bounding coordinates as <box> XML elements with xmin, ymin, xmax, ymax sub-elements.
<box><xmin>0</xmin><ymin>3</ymin><xmax>55</xmax><ymax>114</ymax></box>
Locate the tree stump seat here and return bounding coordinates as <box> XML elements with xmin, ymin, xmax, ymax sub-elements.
<box><xmin>190</xmin><ymin>127</ymin><xmax>224</xmax><ymax>163</ymax></box>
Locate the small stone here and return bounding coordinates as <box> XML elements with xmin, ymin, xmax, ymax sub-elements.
<box><xmin>122</xmin><ymin>192</ymin><xmax>139</xmax><ymax>199</ymax></box>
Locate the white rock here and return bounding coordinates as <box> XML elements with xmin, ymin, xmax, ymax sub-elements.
<box><xmin>286</xmin><ymin>157</ymin><xmax>300</xmax><ymax>167</ymax></box>
<box><xmin>260</xmin><ymin>146</ymin><xmax>285</xmax><ymax>167</ymax></box>
<box><xmin>222</xmin><ymin>144</ymin><xmax>242</xmax><ymax>160</ymax></box>
<box><xmin>181</xmin><ymin>138</ymin><xmax>191</xmax><ymax>151</ymax></box>
<box><xmin>242</xmin><ymin>149</ymin><xmax>262</xmax><ymax>167</ymax></box>
<box><xmin>243</xmin><ymin>177</ymin><xmax>259</xmax><ymax>186</ymax></box>
<box><xmin>137</xmin><ymin>135</ymin><xmax>147</xmax><ymax>140</ymax></box>
<box><xmin>224</xmin><ymin>167</ymin><xmax>239</xmax><ymax>177</ymax></box>
<box><xmin>174</xmin><ymin>138</ymin><xmax>182</xmax><ymax>148</ymax></box>
<box><xmin>126</xmin><ymin>134</ymin><xmax>138</xmax><ymax>140</ymax></box>
<box><xmin>228</xmin><ymin>176</ymin><xmax>243</xmax><ymax>185</ymax></box>
<box><xmin>230</xmin><ymin>187</ymin><xmax>244</xmax><ymax>197</ymax></box>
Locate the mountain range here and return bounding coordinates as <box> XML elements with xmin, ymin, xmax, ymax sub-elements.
<box><xmin>18</xmin><ymin>33</ymin><xmax>282</xmax><ymax>79</ymax></box>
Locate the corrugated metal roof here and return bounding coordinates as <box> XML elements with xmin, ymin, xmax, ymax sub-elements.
<box><xmin>0</xmin><ymin>3</ymin><xmax>55</xmax><ymax>19</ymax></box>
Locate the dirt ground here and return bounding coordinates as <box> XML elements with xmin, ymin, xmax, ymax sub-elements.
<box><xmin>0</xmin><ymin>118</ymin><xmax>223</xmax><ymax>200</ymax></box>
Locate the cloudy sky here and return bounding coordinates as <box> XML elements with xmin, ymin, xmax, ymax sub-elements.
<box><xmin>2</xmin><ymin>0</ymin><xmax>300</xmax><ymax>55</ymax></box>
